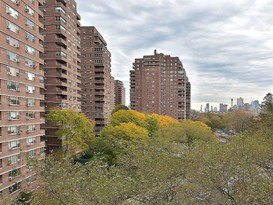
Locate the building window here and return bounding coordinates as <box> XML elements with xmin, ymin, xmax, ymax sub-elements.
<box><xmin>7</xmin><ymin>66</ymin><xmax>19</xmax><ymax>76</ymax></box>
<box><xmin>6</xmin><ymin>35</ymin><xmax>19</xmax><ymax>48</ymax></box>
<box><xmin>6</xmin><ymin>5</ymin><xmax>18</xmax><ymax>19</ymax></box>
<box><xmin>8</xmin><ymin>140</ymin><xmax>20</xmax><ymax>150</ymax></box>
<box><xmin>7</xmin><ymin>81</ymin><xmax>20</xmax><ymax>91</ymax></box>
<box><xmin>8</xmin><ymin>96</ymin><xmax>20</xmax><ymax>105</ymax></box>
<box><xmin>25</xmin><ymin>18</ymin><xmax>35</xmax><ymax>30</ymax></box>
<box><xmin>25</xmin><ymin>58</ymin><xmax>36</xmax><ymax>68</ymax></box>
<box><xmin>8</xmin><ymin>126</ymin><xmax>21</xmax><ymax>135</ymax></box>
<box><xmin>26</xmin><ymin>98</ymin><xmax>36</xmax><ymax>106</ymax></box>
<box><xmin>28</xmin><ymin>150</ymin><xmax>36</xmax><ymax>158</ymax></box>
<box><xmin>26</xmin><ymin>85</ymin><xmax>35</xmax><ymax>93</ymax></box>
<box><xmin>25</xmin><ymin>31</ymin><xmax>35</xmax><ymax>42</ymax></box>
<box><xmin>55</xmin><ymin>7</ymin><xmax>66</xmax><ymax>14</ymax></box>
<box><xmin>25</xmin><ymin>45</ymin><xmax>35</xmax><ymax>55</ymax></box>
<box><xmin>9</xmin><ymin>182</ymin><xmax>21</xmax><ymax>194</ymax></box>
<box><xmin>26</xmin><ymin>124</ymin><xmax>36</xmax><ymax>133</ymax></box>
<box><xmin>26</xmin><ymin>72</ymin><xmax>35</xmax><ymax>81</ymax></box>
<box><xmin>6</xmin><ymin>21</ymin><xmax>19</xmax><ymax>34</ymax></box>
<box><xmin>7</xmin><ymin>51</ymin><xmax>19</xmax><ymax>63</ymax></box>
<box><xmin>26</xmin><ymin>111</ymin><xmax>35</xmax><ymax>120</ymax></box>
<box><xmin>9</xmin><ymin>168</ymin><xmax>21</xmax><ymax>180</ymax></box>
<box><xmin>8</xmin><ymin>111</ymin><xmax>20</xmax><ymax>120</ymax></box>
<box><xmin>25</xmin><ymin>6</ymin><xmax>34</xmax><ymax>16</ymax></box>
<box><xmin>26</xmin><ymin>137</ymin><xmax>36</xmax><ymax>146</ymax></box>
<box><xmin>8</xmin><ymin>154</ymin><xmax>20</xmax><ymax>165</ymax></box>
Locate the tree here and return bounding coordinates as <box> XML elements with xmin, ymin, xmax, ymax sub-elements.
<box><xmin>100</xmin><ymin>122</ymin><xmax>149</xmax><ymax>145</ymax></box>
<box><xmin>48</xmin><ymin>109</ymin><xmax>95</xmax><ymax>157</ymax></box>
<box><xmin>195</xmin><ymin>112</ymin><xmax>225</xmax><ymax>130</ymax></box>
<box><xmin>223</xmin><ymin>110</ymin><xmax>253</xmax><ymax>133</ymax></box>
<box><xmin>111</xmin><ymin>104</ymin><xmax>129</xmax><ymax>115</ymax></box>
<box><xmin>110</xmin><ymin>110</ymin><xmax>146</xmax><ymax>127</ymax></box>
<box><xmin>258</xmin><ymin>93</ymin><xmax>273</xmax><ymax>129</ymax></box>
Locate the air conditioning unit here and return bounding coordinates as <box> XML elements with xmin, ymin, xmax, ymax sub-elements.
<box><xmin>14</xmin><ymin>59</ymin><xmax>19</xmax><ymax>63</ymax></box>
<box><xmin>7</xmin><ymin>72</ymin><xmax>11</xmax><ymax>75</ymax></box>
<box><xmin>25</xmin><ymin>8</ymin><xmax>29</xmax><ymax>12</ymax></box>
<box><xmin>9</xmin><ymin>177</ymin><xmax>13</xmax><ymax>181</ymax></box>
<box><xmin>16</xmin><ymin>72</ymin><xmax>19</xmax><ymax>76</ymax></box>
<box><xmin>7</xmin><ymin>11</ymin><xmax>12</xmax><ymax>14</ymax></box>
<box><xmin>15</xmin><ymin>0</ymin><xmax>20</xmax><ymax>5</ymax></box>
<box><xmin>17</xmin><ymin>130</ymin><xmax>22</xmax><ymax>134</ymax></box>
<box><xmin>15</xmin><ymin>44</ymin><xmax>20</xmax><ymax>48</ymax></box>
<box><xmin>25</xmin><ymin>36</ymin><xmax>29</xmax><ymax>39</ymax></box>
<box><xmin>7</xmin><ymin>25</ymin><xmax>10</xmax><ymax>29</ymax></box>
<box><xmin>17</xmin><ymin>159</ymin><xmax>20</xmax><ymax>162</ymax></box>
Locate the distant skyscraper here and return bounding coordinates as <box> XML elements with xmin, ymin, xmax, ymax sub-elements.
<box><xmin>205</xmin><ymin>103</ymin><xmax>210</xmax><ymax>112</ymax></box>
<box><xmin>114</xmin><ymin>80</ymin><xmax>125</xmax><ymax>106</ymax></box>
<box><xmin>231</xmin><ymin>98</ymin><xmax>233</xmax><ymax>107</ymax></box>
<box><xmin>251</xmin><ymin>100</ymin><xmax>260</xmax><ymax>110</ymax></box>
<box><xmin>130</xmin><ymin>50</ymin><xmax>191</xmax><ymax>119</ymax></box>
<box><xmin>237</xmin><ymin>97</ymin><xmax>244</xmax><ymax>109</ymax></box>
<box><xmin>219</xmin><ymin>103</ymin><xmax>228</xmax><ymax>112</ymax></box>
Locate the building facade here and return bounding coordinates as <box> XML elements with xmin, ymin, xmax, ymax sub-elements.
<box><xmin>130</xmin><ymin>50</ymin><xmax>191</xmax><ymax>120</ymax></box>
<box><xmin>41</xmin><ymin>0</ymin><xmax>81</xmax><ymax>151</ymax></box>
<box><xmin>114</xmin><ymin>80</ymin><xmax>125</xmax><ymax>106</ymax></box>
<box><xmin>0</xmin><ymin>0</ymin><xmax>45</xmax><ymax>197</ymax></box>
<box><xmin>80</xmin><ymin>26</ymin><xmax>114</xmax><ymax>133</ymax></box>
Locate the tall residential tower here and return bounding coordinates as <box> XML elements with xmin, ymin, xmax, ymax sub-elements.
<box><xmin>130</xmin><ymin>50</ymin><xmax>191</xmax><ymax>119</ymax></box>
<box><xmin>41</xmin><ymin>0</ymin><xmax>81</xmax><ymax>151</ymax></box>
<box><xmin>0</xmin><ymin>0</ymin><xmax>45</xmax><ymax>197</ymax></box>
<box><xmin>114</xmin><ymin>80</ymin><xmax>125</xmax><ymax>106</ymax></box>
<box><xmin>80</xmin><ymin>26</ymin><xmax>115</xmax><ymax>133</ymax></box>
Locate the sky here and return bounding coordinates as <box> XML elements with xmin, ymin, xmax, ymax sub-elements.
<box><xmin>77</xmin><ymin>0</ymin><xmax>273</xmax><ymax>110</ymax></box>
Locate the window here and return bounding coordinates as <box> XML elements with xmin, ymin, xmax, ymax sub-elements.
<box><xmin>26</xmin><ymin>72</ymin><xmax>35</xmax><ymax>81</ymax></box>
<box><xmin>9</xmin><ymin>182</ymin><xmax>21</xmax><ymax>194</ymax></box>
<box><xmin>8</xmin><ymin>111</ymin><xmax>20</xmax><ymax>120</ymax></box>
<box><xmin>25</xmin><ymin>31</ymin><xmax>35</xmax><ymax>42</ymax></box>
<box><xmin>7</xmin><ymin>51</ymin><xmax>19</xmax><ymax>63</ymax></box>
<box><xmin>6</xmin><ymin>21</ymin><xmax>19</xmax><ymax>34</ymax></box>
<box><xmin>26</xmin><ymin>124</ymin><xmax>36</xmax><ymax>133</ymax></box>
<box><xmin>25</xmin><ymin>45</ymin><xmax>35</xmax><ymax>55</ymax></box>
<box><xmin>8</xmin><ymin>126</ymin><xmax>21</xmax><ymax>135</ymax></box>
<box><xmin>9</xmin><ymin>168</ymin><xmax>21</xmax><ymax>180</ymax></box>
<box><xmin>7</xmin><ymin>81</ymin><xmax>20</xmax><ymax>91</ymax></box>
<box><xmin>26</xmin><ymin>137</ymin><xmax>36</xmax><ymax>146</ymax></box>
<box><xmin>8</xmin><ymin>96</ymin><xmax>20</xmax><ymax>105</ymax></box>
<box><xmin>55</xmin><ymin>7</ymin><xmax>66</xmax><ymax>14</ymax></box>
<box><xmin>27</xmin><ymin>175</ymin><xmax>37</xmax><ymax>185</ymax></box>
<box><xmin>28</xmin><ymin>150</ymin><xmax>36</xmax><ymax>158</ymax></box>
<box><xmin>26</xmin><ymin>111</ymin><xmax>35</xmax><ymax>120</ymax></box>
<box><xmin>25</xmin><ymin>6</ymin><xmax>34</xmax><ymax>16</ymax></box>
<box><xmin>6</xmin><ymin>35</ymin><xmax>19</xmax><ymax>48</ymax></box>
<box><xmin>25</xmin><ymin>58</ymin><xmax>36</xmax><ymax>68</ymax></box>
<box><xmin>7</xmin><ymin>66</ymin><xmax>19</xmax><ymax>76</ymax></box>
<box><xmin>8</xmin><ymin>140</ymin><xmax>20</xmax><ymax>150</ymax></box>
<box><xmin>8</xmin><ymin>154</ymin><xmax>20</xmax><ymax>165</ymax></box>
<box><xmin>26</xmin><ymin>85</ymin><xmax>35</xmax><ymax>93</ymax></box>
<box><xmin>26</xmin><ymin>98</ymin><xmax>35</xmax><ymax>106</ymax></box>
<box><xmin>6</xmin><ymin>5</ymin><xmax>18</xmax><ymax>19</ymax></box>
<box><xmin>25</xmin><ymin>18</ymin><xmax>35</xmax><ymax>30</ymax></box>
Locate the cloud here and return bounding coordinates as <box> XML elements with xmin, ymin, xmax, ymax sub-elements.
<box><xmin>78</xmin><ymin>0</ymin><xmax>273</xmax><ymax>109</ymax></box>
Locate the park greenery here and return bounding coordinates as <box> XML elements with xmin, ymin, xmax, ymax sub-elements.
<box><xmin>8</xmin><ymin>93</ymin><xmax>273</xmax><ymax>205</ymax></box>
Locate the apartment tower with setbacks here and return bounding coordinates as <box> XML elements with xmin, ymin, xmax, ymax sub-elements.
<box><xmin>130</xmin><ymin>50</ymin><xmax>191</xmax><ymax>119</ymax></box>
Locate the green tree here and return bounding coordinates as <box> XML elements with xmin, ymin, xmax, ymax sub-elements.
<box><xmin>48</xmin><ymin>109</ymin><xmax>95</xmax><ymax>157</ymax></box>
<box><xmin>111</xmin><ymin>104</ymin><xmax>129</xmax><ymax>115</ymax></box>
<box><xmin>195</xmin><ymin>112</ymin><xmax>225</xmax><ymax>130</ymax></box>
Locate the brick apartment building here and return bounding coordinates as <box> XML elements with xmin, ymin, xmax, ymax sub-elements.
<box><xmin>130</xmin><ymin>50</ymin><xmax>191</xmax><ymax>119</ymax></box>
<box><xmin>41</xmin><ymin>0</ymin><xmax>81</xmax><ymax>151</ymax></box>
<box><xmin>80</xmin><ymin>26</ymin><xmax>115</xmax><ymax>133</ymax></box>
<box><xmin>0</xmin><ymin>0</ymin><xmax>45</xmax><ymax>197</ymax></box>
<box><xmin>114</xmin><ymin>80</ymin><xmax>125</xmax><ymax>106</ymax></box>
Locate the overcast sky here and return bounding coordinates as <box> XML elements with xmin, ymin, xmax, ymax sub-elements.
<box><xmin>77</xmin><ymin>0</ymin><xmax>273</xmax><ymax>110</ymax></box>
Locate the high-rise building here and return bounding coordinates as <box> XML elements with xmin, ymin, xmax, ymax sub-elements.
<box><xmin>130</xmin><ymin>50</ymin><xmax>191</xmax><ymax>119</ymax></box>
<box><xmin>219</xmin><ymin>103</ymin><xmax>228</xmax><ymax>112</ymax></box>
<box><xmin>0</xmin><ymin>0</ymin><xmax>45</xmax><ymax>197</ymax></box>
<box><xmin>205</xmin><ymin>103</ymin><xmax>210</xmax><ymax>112</ymax></box>
<box><xmin>41</xmin><ymin>0</ymin><xmax>81</xmax><ymax>151</ymax></box>
<box><xmin>80</xmin><ymin>26</ymin><xmax>115</xmax><ymax>133</ymax></box>
<box><xmin>114</xmin><ymin>80</ymin><xmax>125</xmax><ymax>106</ymax></box>
<box><xmin>237</xmin><ymin>97</ymin><xmax>244</xmax><ymax>109</ymax></box>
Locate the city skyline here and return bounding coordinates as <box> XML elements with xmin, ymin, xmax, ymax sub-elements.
<box><xmin>78</xmin><ymin>0</ymin><xmax>273</xmax><ymax>110</ymax></box>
